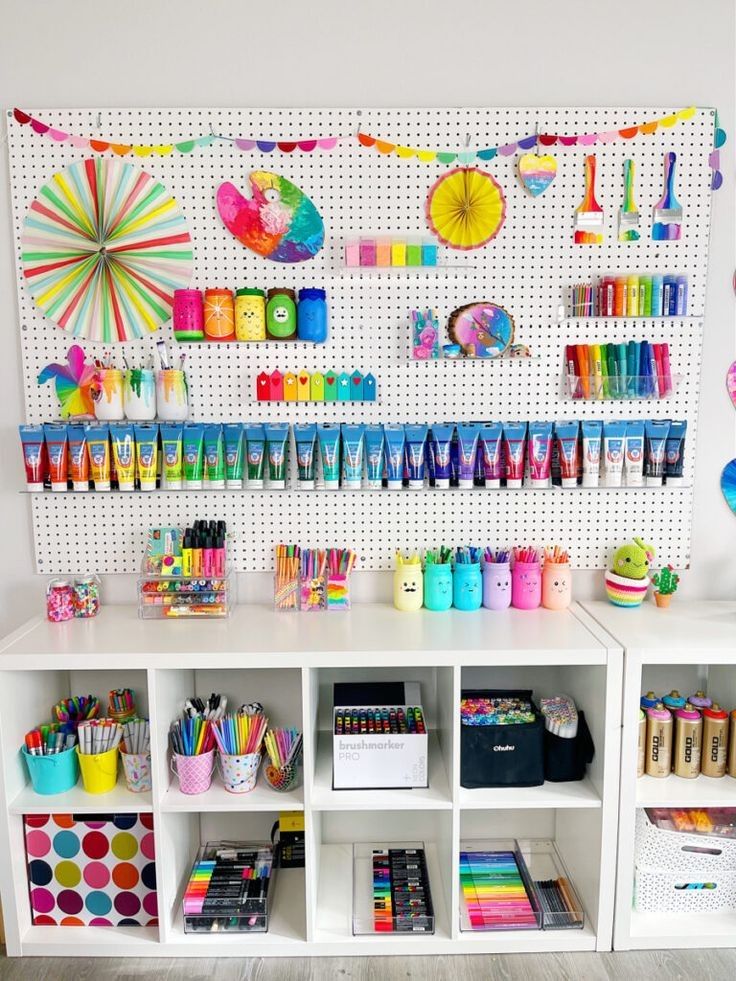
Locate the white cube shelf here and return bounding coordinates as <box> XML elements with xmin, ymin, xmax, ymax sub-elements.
<box><xmin>0</xmin><ymin>603</ymin><xmax>621</xmax><ymax>957</ymax></box>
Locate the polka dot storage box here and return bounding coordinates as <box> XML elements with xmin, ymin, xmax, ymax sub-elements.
<box><xmin>604</xmin><ymin>570</ymin><xmax>649</xmax><ymax>607</ymax></box>
<box><xmin>24</xmin><ymin>813</ymin><xmax>157</xmax><ymax>926</ymax></box>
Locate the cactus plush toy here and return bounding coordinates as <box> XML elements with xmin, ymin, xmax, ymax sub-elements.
<box><xmin>612</xmin><ymin>538</ymin><xmax>655</xmax><ymax>580</ymax></box>
<box><xmin>651</xmin><ymin>564</ymin><xmax>679</xmax><ymax>608</ymax></box>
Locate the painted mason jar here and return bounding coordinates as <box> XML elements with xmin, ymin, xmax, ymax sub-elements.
<box><xmin>234</xmin><ymin>288</ymin><xmax>266</xmax><ymax>342</ymax></box>
<box><xmin>203</xmin><ymin>288</ymin><xmax>236</xmax><ymax>341</ymax></box>
<box><xmin>393</xmin><ymin>564</ymin><xmax>423</xmax><ymax>611</ymax></box>
<box><xmin>423</xmin><ymin>564</ymin><xmax>452</xmax><ymax>611</ymax></box>
<box><xmin>156</xmin><ymin>369</ymin><xmax>189</xmax><ymax>421</ymax></box>
<box><xmin>92</xmin><ymin>368</ymin><xmax>124</xmax><ymax>421</ymax></box>
<box><xmin>542</xmin><ymin>562</ymin><xmax>572</xmax><ymax>610</ymax></box>
<box><xmin>511</xmin><ymin>560</ymin><xmax>542</xmax><ymax>610</ymax></box>
<box><xmin>266</xmin><ymin>288</ymin><xmax>297</xmax><ymax>340</ymax></box>
<box><xmin>172</xmin><ymin>289</ymin><xmax>204</xmax><ymax>342</ymax></box>
<box><xmin>123</xmin><ymin>369</ymin><xmax>156</xmax><ymax>420</ymax></box>
<box><xmin>297</xmin><ymin>287</ymin><xmax>328</xmax><ymax>343</ymax></box>
<box><xmin>453</xmin><ymin>563</ymin><xmax>482</xmax><ymax>611</ymax></box>
<box><xmin>482</xmin><ymin>562</ymin><xmax>512</xmax><ymax>610</ymax></box>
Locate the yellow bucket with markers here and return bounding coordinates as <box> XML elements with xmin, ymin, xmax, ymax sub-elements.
<box><xmin>77</xmin><ymin>746</ymin><xmax>119</xmax><ymax>794</ymax></box>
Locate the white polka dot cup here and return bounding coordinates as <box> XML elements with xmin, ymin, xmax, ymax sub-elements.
<box><xmin>218</xmin><ymin>752</ymin><xmax>261</xmax><ymax>794</ymax></box>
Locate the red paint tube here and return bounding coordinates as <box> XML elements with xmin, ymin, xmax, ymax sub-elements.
<box><xmin>502</xmin><ymin>421</ymin><xmax>527</xmax><ymax>488</ymax></box>
<box><xmin>19</xmin><ymin>425</ymin><xmax>48</xmax><ymax>491</ymax></box>
<box><xmin>43</xmin><ymin>423</ymin><xmax>69</xmax><ymax>492</ymax></box>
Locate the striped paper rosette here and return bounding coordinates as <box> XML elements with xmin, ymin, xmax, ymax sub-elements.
<box><xmin>21</xmin><ymin>158</ymin><xmax>193</xmax><ymax>342</ymax></box>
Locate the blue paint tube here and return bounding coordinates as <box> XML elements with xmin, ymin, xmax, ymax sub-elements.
<box><xmin>364</xmin><ymin>425</ymin><xmax>385</xmax><ymax>489</ymax></box>
<box><xmin>264</xmin><ymin>422</ymin><xmax>290</xmax><ymax>490</ymax></box>
<box><xmin>665</xmin><ymin>420</ymin><xmax>687</xmax><ymax>485</ymax></box>
<box><xmin>317</xmin><ymin>424</ymin><xmax>341</xmax><ymax>490</ymax></box>
<box><xmin>603</xmin><ymin>420</ymin><xmax>627</xmax><ymax>488</ymax></box>
<box><xmin>456</xmin><ymin>424</ymin><xmax>480</xmax><ymax>489</ymax></box>
<box><xmin>624</xmin><ymin>420</ymin><xmax>645</xmax><ymax>487</ymax></box>
<box><xmin>581</xmin><ymin>420</ymin><xmax>602</xmax><ymax>488</ymax></box>
<box><xmin>341</xmin><ymin>423</ymin><xmax>366</xmax><ymax>489</ymax></box>
<box><xmin>383</xmin><ymin>425</ymin><xmax>406</xmax><ymax>490</ymax></box>
<box><xmin>480</xmin><ymin>422</ymin><xmax>503</xmax><ymax>488</ymax></box>
<box><xmin>645</xmin><ymin>420</ymin><xmax>671</xmax><ymax>486</ymax></box>
<box><xmin>245</xmin><ymin>423</ymin><xmax>266</xmax><ymax>489</ymax></box>
<box><xmin>404</xmin><ymin>424</ymin><xmax>428</xmax><ymax>489</ymax></box>
<box><xmin>429</xmin><ymin>424</ymin><xmax>454</xmax><ymax>489</ymax></box>
<box><xmin>554</xmin><ymin>420</ymin><xmax>579</xmax><ymax>489</ymax></box>
<box><xmin>223</xmin><ymin>422</ymin><xmax>244</xmax><ymax>489</ymax></box>
<box><xmin>293</xmin><ymin>423</ymin><xmax>317</xmax><ymax>490</ymax></box>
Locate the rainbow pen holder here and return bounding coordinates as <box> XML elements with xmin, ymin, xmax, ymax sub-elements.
<box><xmin>300</xmin><ymin>576</ymin><xmax>326</xmax><ymax>612</ymax></box>
<box><xmin>327</xmin><ymin>574</ymin><xmax>351</xmax><ymax>610</ymax></box>
<box><xmin>23</xmin><ymin>744</ymin><xmax>79</xmax><ymax>795</ymax></box>
<box><xmin>77</xmin><ymin>745</ymin><xmax>119</xmax><ymax>794</ymax></box>
<box><xmin>542</xmin><ymin>563</ymin><xmax>572</xmax><ymax>610</ymax></box>
<box><xmin>483</xmin><ymin>562</ymin><xmax>512</xmax><ymax>610</ymax></box>
<box><xmin>217</xmin><ymin>752</ymin><xmax>261</xmax><ymax>794</ymax></box>
<box><xmin>394</xmin><ymin>566</ymin><xmax>424</xmax><ymax>612</ymax></box>
<box><xmin>511</xmin><ymin>561</ymin><xmax>542</xmax><ymax>610</ymax></box>
<box><xmin>424</xmin><ymin>564</ymin><xmax>452</xmax><ymax>611</ymax></box>
<box><xmin>453</xmin><ymin>563</ymin><xmax>482</xmax><ymax>611</ymax></box>
<box><xmin>170</xmin><ymin>749</ymin><xmax>215</xmax><ymax>795</ymax></box>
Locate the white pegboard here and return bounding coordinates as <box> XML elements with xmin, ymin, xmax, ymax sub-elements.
<box><xmin>6</xmin><ymin>107</ymin><xmax>714</xmax><ymax>573</ymax></box>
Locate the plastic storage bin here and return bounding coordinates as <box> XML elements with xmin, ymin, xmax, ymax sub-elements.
<box><xmin>183</xmin><ymin>841</ymin><xmax>276</xmax><ymax>933</ymax></box>
<box><xmin>22</xmin><ymin>744</ymin><xmax>79</xmax><ymax>795</ymax></box>
<box><xmin>353</xmin><ymin>842</ymin><xmax>434</xmax><ymax>935</ymax></box>
<box><xmin>459</xmin><ymin>838</ymin><xmax>542</xmax><ymax>932</ymax></box>
<box><xmin>516</xmin><ymin>839</ymin><xmax>585</xmax><ymax>929</ymax></box>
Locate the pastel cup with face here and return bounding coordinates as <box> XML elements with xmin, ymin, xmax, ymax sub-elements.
<box><xmin>453</xmin><ymin>563</ymin><xmax>482</xmax><ymax>611</ymax></box>
<box><xmin>393</xmin><ymin>566</ymin><xmax>424</xmax><ymax>612</ymax></box>
<box><xmin>483</xmin><ymin>562</ymin><xmax>512</xmax><ymax>610</ymax></box>
<box><xmin>424</xmin><ymin>564</ymin><xmax>452</xmax><ymax>611</ymax></box>
<box><xmin>542</xmin><ymin>562</ymin><xmax>571</xmax><ymax>611</ymax></box>
<box><xmin>511</xmin><ymin>561</ymin><xmax>542</xmax><ymax>610</ymax></box>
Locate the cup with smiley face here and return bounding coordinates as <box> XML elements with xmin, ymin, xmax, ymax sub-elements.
<box><xmin>266</xmin><ymin>288</ymin><xmax>297</xmax><ymax>340</ymax></box>
<box><xmin>511</xmin><ymin>560</ymin><xmax>542</xmax><ymax>610</ymax></box>
<box><xmin>482</xmin><ymin>561</ymin><xmax>512</xmax><ymax>610</ymax></box>
<box><xmin>424</xmin><ymin>563</ymin><xmax>452</xmax><ymax>611</ymax></box>
<box><xmin>542</xmin><ymin>561</ymin><xmax>572</xmax><ymax>610</ymax></box>
<box><xmin>453</xmin><ymin>562</ymin><xmax>482</xmax><ymax>611</ymax></box>
<box><xmin>393</xmin><ymin>564</ymin><xmax>424</xmax><ymax>612</ymax></box>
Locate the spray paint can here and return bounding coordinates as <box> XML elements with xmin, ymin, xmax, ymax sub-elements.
<box><xmin>638</xmin><ymin>709</ymin><xmax>646</xmax><ymax>777</ymax></box>
<box><xmin>674</xmin><ymin>706</ymin><xmax>702</xmax><ymax>778</ymax></box>
<box><xmin>688</xmin><ymin>690</ymin><xmax>712</xmax><ymax>710</ymax></box>
<box><xmin>663</xmin><ymin>690</ymin><xmax>687</xmax><ymax>711</ymax></box>
<box><xmin>640</xmin><ymin>691</ymin><xmax>659</xmax><ymax>710</ymax></box>
<box><xmin>646</xmin><ymin>703</ymin><xmax>673</xmax><ymax>778</ymax></box>
<box><xmin>727</xmin><ymin>710</ymin><xmax>736</xmax><ymax>778</ymax></box>
<box><xmin>701</xmin><ymin>704</ymin><xmax>729</xmax><ymax>778</ymax></box>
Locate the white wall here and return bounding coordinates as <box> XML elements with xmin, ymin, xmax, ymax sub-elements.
<box><xmin>0</xmin><ymin>0</ymin><xmax>734</xmax><ymax>634</ymax></box>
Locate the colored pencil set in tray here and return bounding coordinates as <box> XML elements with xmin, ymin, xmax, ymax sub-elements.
<box><xmin>459</xmin><ymin>839</ymin><xmax>584</xmax><ymax>931</ymax></box>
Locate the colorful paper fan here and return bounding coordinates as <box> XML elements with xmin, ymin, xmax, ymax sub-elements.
<box><xmin>21</xmin><ymin>158</ymin><xmax>193</xmax><ymax>342</ymax></box>
<box><xmin>426</xmin><ymin>167</ymin><xmax>506</xmax><ymax>250</ymax></box>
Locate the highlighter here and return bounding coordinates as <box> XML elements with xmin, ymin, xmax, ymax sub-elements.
<box><xmin>182</xmin><ymin>532</ymin><xmax>193</xmax><ymax>577</ymax></box>
<box><xmin>577</xmin><ymin>344</ymin><xmax>590</xmax><ymax>399</ymax></box>
<box><xmin>627</xmin><ymin>276</ymin><xmax>639</xmax><ymax>317</ymax></box>
<box><xmin>606</xmin><ymin>345</ymin><xmax>617</xmax><ymax>399</ymax></box>
<box><xmin>565</xmin><ymin>345</ymin><xmax>580</xmax><ymax>398</ymax></box>
<box><xmin>590</xmin><ymin>344</ymin><xmax>603</xmax><ymax>400</ymax></box>
<box><xmin>626</xmin><ymin>341</ymin><xmax>638</xmax><ymax>398</ymax></box>
<box><xmin>661</xmin><ymin>343</ymin><xmax>673</xmax><ymax>396</ymax></box>
<box><xmin>616</xmin><ymin>343</ymin><xmax>628</xmax><ymax>395</ymax></box>
<box><xmin>639</xmin><ymin>341</ymin><xmax>652</xmax><ymax>398</ymax></box>
<box><xmin>600</xmin><ymin>344</ymin><xmax>610</xmax><ymax>399</ymax></box>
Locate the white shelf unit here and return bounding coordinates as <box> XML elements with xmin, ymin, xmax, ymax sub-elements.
<box><xmin>0</xmin><ymin>602</ymin><xmax>621</xmax><ymax>957</ymax></box>
<box><xmin>582</xmin><ymin>600</ymin><xmax>736</xmax><ymax>951</ymax></box>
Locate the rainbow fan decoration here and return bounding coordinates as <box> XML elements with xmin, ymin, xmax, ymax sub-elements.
<box><xmin>37</xmin><ymin>345</ymin><xmax>97</xmax><ymax>417</ymax></box>
<box><xmin>21</xmin><ymin>158</ymin><xmax>193</xmax><ymax>342</ymax></box>
<box><xmin>216</xmin><ymin>171</ymin><xmax>324</xmax><ymax>262</ymax></box>
<box><xmin>426</xmin><ymin>167</ymin><xmax>506</xmax><ymax>250</ymax></box>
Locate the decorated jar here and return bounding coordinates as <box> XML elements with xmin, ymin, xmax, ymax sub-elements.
<box><xmin>204</xmin><ymin>288</ymin><xmax>236</xmax><ymax>341</ymax></box>
<box><xmin>393</xmin><ymin>565</ymin><xmax>423</xmax><ymax>612</ymax></box>
<box><xmin>542</xmin><ymin>562</ymin><xmax>572</xmax><ymax>611</ymax></box>
<box><xmin>511</xmin><ymin>560</ymin><xmax>542</xmax><ymax>610</ymax></box>
<box><xmin>123</xmin><ymin>369</ymin><xmax>156</xmax><ymax>421</ymax></box>
<box><xmin>297</xmin><ymin>288</ymin><xmax>328</xmax><ymax>343</ymax></box>
<box><xmin>92</xmin><ymin>368</ymin><xmax>124</xmax><ymax>421</ymax></box>
<box><xmin>482</xmin><ymin>562</ymin><xmax>512</xmax><ymax>610</ymax></box>
<box><xmin>156</xmin><ymin>369</ymin><xmax>189</xmax><ymax>421</ymax></box>
<box><xmin>424</xmin><ymin>564</ymin><xmax>452</xmax><ymax>611</ymax></box>
<box><xmin>234</xmin><ymin>288</ymin><xmax>266</xmax><ymax>341</ymax></box>
<box><xmin>172</xmin><ymin>289</ymin><xmax>204</xmax><ymax>342</ymax></box>
<box><xmin>453</xmin><ymin>563</ymin><xmax>482</xmax><ymax>611</ymax></box>
<box><xmin>266</xmin><ymin>288</ymin><xmax>297</xmax><ymax>340</ymax></box>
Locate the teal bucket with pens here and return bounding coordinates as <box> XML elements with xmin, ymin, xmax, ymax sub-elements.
<box><xmin>22</xmin><ymin>744</ymin><xmax>79</xmax><ymax>795</ymax></box>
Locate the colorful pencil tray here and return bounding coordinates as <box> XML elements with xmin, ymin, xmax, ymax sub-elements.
<box><xmin>563</xmin><ymin>374</ymin><xmax>682</xmax><ymax>400</ymax></box>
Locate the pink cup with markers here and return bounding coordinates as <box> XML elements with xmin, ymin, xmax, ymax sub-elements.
<box><xmin>512</xmin><ymin>561</ymin><xmax>542</xmax><ymax>610</ymax></box>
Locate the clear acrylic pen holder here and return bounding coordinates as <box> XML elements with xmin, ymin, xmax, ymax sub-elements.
<box><xmin>327</xmin><ymin>574</ymin><xmax>351</xmax><ymax>610</ymax></box>
<box><xmin>563</xmin><ymin>373</ymin><xmax>682</xmax><ymax>401</ymax></box>
<box><xmin>300</xmin><ymin>575</ymin><xmax>326</xmax><ymax>612</ymax></box>
<box><xmin>274</xmin><ymin>574</ymin><xmax>300</xmax><ymax>611</ymax></box>
<box><xmin>137</xmin><ymin>560</ymin><xmax>232</xmax><ymax>619</ymax></box>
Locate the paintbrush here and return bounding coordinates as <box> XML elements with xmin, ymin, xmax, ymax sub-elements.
<box><xmin>574</xmin><ymin>155</ymin><xmax>604</xmax><ymax>244</ymax></box>
<box><xmin>652</xmin><ymin>151</ymin><xmax>682</xmax><ymax>240</ymax></box>
<box><xmin>618</xmin><ymin>159</ymin><xmax>641</xmax><ymax>241</ymax></box>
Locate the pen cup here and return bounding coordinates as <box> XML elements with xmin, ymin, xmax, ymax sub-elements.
<box><xmin>423</xmin><ymin>564</ymin><xmax>452</xmax><ymax>611</ymax></box>
<box><xmin>92</xmin><ymin>368</ymin><xmax>125</xmax><ymax>421</ymax></box>
<box><xmin>512</xmin><ymin>561</ymin><xmax>542</xmax><ymax>610</ymax></box>
<box><xmin>121</xmin><ymin>750</ymin><xmax>152</xmax><ymax>793</ymax></box>
<box><xmin>156</xmin><ymin>369</ymin><xmax>189</xmax><ymax>421</ymax></box>
<box><xmin>23</xmin><ymin>744</ymin><xmax>79</xmax><ymax>795</ymax></box>
<box><xmin>542</xmin><ymin>562</ymin><xmax>572</xmax><ymax>611</ymax></box>
<box><xmin>327</xmin><ymin>574</ymin><xmax>351</xmax><ymax>610</ymax></box>
<box><xmin>274</xmin><ymin>574</ymin><xmax>300</xmax><ymax>611</ymax></box>
<box><xmin>300</xmin><ymin>575</ymin><xmax>326</xmax><ymax>612</ymax></box>
<box><xmin>394</xmin><ymin>565</ymin><xmax>424</xmax><ymax>612</ymax></box>
<box><xmin>77</xmin><ymin>745</ymin><xmax>120</xmax><ymax>794</ymax></box>
<box><xmin>218</xmin><ymin>752</ymin><xmax>261</xmax><ymax>794</ymax></box>
<box><xmin>453</xmin><ymin>563</ymin><xmax>482</xmax><ymax>611</ymax></box>
<box><xmin>483</xmin><ymin>562</ymin><xmax>512</xmax><ymax>610</ymax></box>
<box><xmin>170</xmin><ymin>749</ymin><xmax>215</xmax><ymax>795</ymax></box>
<box><xmin>123</xmin><ymin>369</ymin><xmax>156</xmax><ymax>421</ymax></box>
<box><xmin>264</xmin><ymin>760</ymin><xmax>301</xmax><ymax>792</ymax></box>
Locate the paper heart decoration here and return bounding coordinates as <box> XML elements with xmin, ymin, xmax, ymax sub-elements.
<box><xmin>518</xmin><ymin>153</ymin><xmax>557</xmax><ymax>197</ymax></box>
<box><xmin>727</xmin><ymin>361</ymin><xmax>736</xmax><ymax>407</ymax></box>
<box><xmin>299</xmin><ymin>375</ymin><xmax>309</xmax><ymax>385</ymax></box>
<box><xmin>721</xmin><ymin>460</ymin><xmax>736</xmax><ymax>514</ymax></box>
<box><xmin>326</xmin><ymin>377</ymin><xmax>335</xmax><ymax>385</ymax></box>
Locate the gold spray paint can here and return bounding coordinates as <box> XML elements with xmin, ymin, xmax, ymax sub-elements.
<box><xmin>638</xmin><ymin>709</ymin><xmax>646</xmax><ymax>777</ymax></box>
<box><xmin>701</xmin><ymin>704</ymin><xmax>729</xmax><ymax>778</ymax></box>
<box><xmin>728</xmin><ymin>710</ymin><xmax>736</xmax><ymax>778</ymax></box>
<box><xmin>674</xmin><ymin>706</ymin><xmax>702</xmax><ymax>779</ymax></box>
<box><xmin>645</xmin><ymin>703</ymin><xmax>672</xmax><ymax>778</ymax></box>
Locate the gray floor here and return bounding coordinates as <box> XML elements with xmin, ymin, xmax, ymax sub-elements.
<box><xmin>0</xmin><ymin>951</ymin><xmax>735</xmax><ymax>980</ymax></box>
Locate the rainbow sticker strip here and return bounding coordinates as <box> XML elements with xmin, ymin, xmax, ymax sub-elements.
<box><xmin>460</xmin><ymin>850</ymin><xmax>538</xmax><ymax>931</ymax></box>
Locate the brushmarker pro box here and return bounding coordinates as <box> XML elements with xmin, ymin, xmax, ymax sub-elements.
<box><xmin>332</xmin><ymin>681</ymin><xmax>428</xmax><ymax>790</ymax></box>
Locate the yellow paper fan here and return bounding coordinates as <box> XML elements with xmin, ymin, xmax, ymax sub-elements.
<box><xmin>426</xmin><ymin>167</ymin><xmax>506</xmax><ymax>250</ymax></box>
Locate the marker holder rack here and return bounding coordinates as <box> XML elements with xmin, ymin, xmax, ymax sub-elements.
<box><xmin>352</xmin><ymin>841</ymin><xmax>435</xmax><ymax>936</ymax></box>
<box><xmin>137</xmin><ymin>565</ymin><xmax>233</xmax><ymax>619</ymax></box>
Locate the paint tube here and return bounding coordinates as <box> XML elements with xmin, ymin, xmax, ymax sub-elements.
<box><xmin>502</xmin><ymin>421</ymin><xmax>527</xmax><ymax>488</ymax></box>
<box><xmin>603</xmin><ymin>420</ymin><xmax>627</xmax><ymax>488</ymax></box>
<box><xmin>479</xmin><ymin>422</ymin><xmax>502</xmax><ymax>488</ymax></box>
<box><xmin>265</xmin><ymin>422</ymin><xmax>289</xmax><ymax>489</ymax></box>
<box><xmin>84</xmin><ymin>422</ymin><xmax>111</xmax><ymax>491</ymax></box>
<box><xmin>182</xmin><ymin>422</ymin><xmax>205</xmax><ymax>490</ymax></box>
<box><xmin>223</xmin><ymin>423</ymin><xmax>244</xmax><ymax>489</ymax></box>
<box><xmin>317</xmin><ymin>424</ymin><xmax>341</xmax><ymax>490</ymax></box>
<box><xmin>665</xmin><ymin>420</ymin><xmax>687</xmax><ymax>486</ymax></box>
<box><xmin>364</xmin><ymin>425</ymin><xmax>385</xmax><ymax>490</ymax></box>
<box><xmin>456</xmin><ymin>424</ymin><xmax>480</xmax><ymax>489</ymax></box>
<box><xmin>645</xmin><ymin>419</ymin><xmax>671</xmax><ymax>487</ymax></box>
<box><xmin>426</xmin><ymin>435</ymin><xmax>436</xmax><ymax>484</ymax></box>
<box><xmin>293</xmin><ymin>423</ymin><xmax>317</xmax><ymax>490</ymax></box>
<box><xmin>110</xmin><ymin>422</ymin><xmax>135</xmax><ymax>491</ymax></box>
<box><xmin>19</xmin><ymin>425</ymin><xmax>48</xmax><ymax>491</ymax></box>
<box><xmin>527</xmin><ymin>421</ymin><xmax>553</xmax><ymax>488</ymax></box>
<box><xmin>43</xmin><ymin>423</ymin><xmax>69</xmax><ymax>492</ymax></box>
<box><xmin>581</xmin><ymin>420</ymin><xmax>602</xmax><ymax>488</ymax></box>
<box><xmin>134</xmin><ymin>422</ymin><xmax>159</xmax><ymax>491</ymax></box>
<box><xmin>203</xmin><ymin>423</ymin><xmax>225</xmax><ymax>489</ymax></box>
<box><xmin>553</xmin><ymin>421</ymin><xmax>579</xmax><ymax>488</ymax></box>
<box><xmin>404</xmin><ymin>424</ymin><xmax>428</xmax><ymax>489</ymax></box>
<box><xmin>429</xmin><ymin>424</ymin><xmax>454</xmax><ymax>489</ymax></box>
<box><xmin>245</xmin><ymin>424</ymin><xmax>265</xmax><ymax>489</ymax></box>
<box><xmin>383</xmin><ymin>425</ymin><xmax>406</xmax><ymax>490</ymax></box>
<box><xmin>68</xmin><ymin>423</ymin><xmax>90</xmax><ymax>492</ymax></box>
<box><xmin>160</xmin><ymin>422</ymin><xmax>184</xmax><ymax>490</ymax></box>
<box><xmin>624</xmin><ymin>420</ymin><xmax>645</xmax><ymax>487</ymax></box>
<box><xmin>341</xmin><ymin>423</ymin><xmax>366</xmax><ymax>489</ymax></box>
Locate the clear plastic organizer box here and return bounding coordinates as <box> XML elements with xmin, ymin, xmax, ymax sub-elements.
<box><xmin>352</xmin><ymin>841</ymin><xmax>435</xmax><ymax>936</ymax></box>
<box><xmin>137</xmin><ymin>559</ymin><xmax>233</xmax><ymax>619</ymax></box>
<box><xmin>183</xmin><ymin>840</ymin><xmax>276</xmax><ymax>934</ymax></box>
